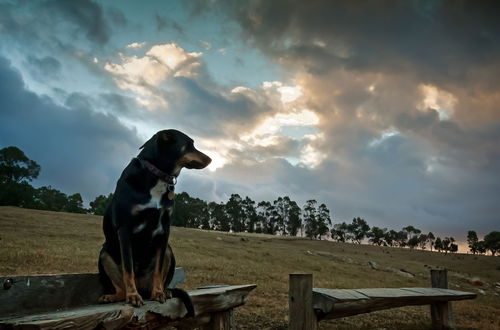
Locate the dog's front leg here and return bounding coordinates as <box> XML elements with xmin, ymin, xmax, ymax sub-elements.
<box><xmin>151</xmin><ymin>208</ymin><xmax>172</xmax><ymax>303</ymax></box>
<box><xmin>118</xmin><ymin>226</ymin><xmax>143</xmax><ymax>306</ymax></box>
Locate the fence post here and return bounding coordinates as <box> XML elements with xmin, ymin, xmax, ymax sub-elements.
<box><xmin>430</xmin><ymin>269</ymin><xmax>455</xmax><ymax>330</ymax></box>
<box><xmin>289</xmin><ymin>273</ymin><xmax>317</xmax><ymax>330</ymax></box>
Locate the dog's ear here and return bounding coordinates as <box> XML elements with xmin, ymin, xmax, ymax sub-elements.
<box><xmin>139</xmin><ymin>133</ymin><xmax>159</xmax><ymax>149</ymax></box>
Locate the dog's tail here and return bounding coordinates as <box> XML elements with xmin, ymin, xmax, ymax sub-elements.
<box><xmin>170</xmin><ymin>288</ymin><xmax>195</xmax><ymax>317</ymax></box>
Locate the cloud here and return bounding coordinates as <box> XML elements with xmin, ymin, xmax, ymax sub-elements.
<box><xmin>0</xmin><ymin>56</ymin><xmax>141</xmax><ymax>202</ymax></box>
<box><xmin>44</xmin><ymin>0</ymin><xmax>111</xmax><ymax>45</ymax></box>
<box><xmin>25</xmin><ymin>56</ymin><xmax>62</xmax><ymax>80</ymax></box>
<box><xmin>104</xmin><ymin>43</ymin><xmax>203</xmax><ymax>108</ymax></box>
<box><xmin>192</xmin><ymin>0</ymin><xmax>500</xmax><ymax>236</ymax></box>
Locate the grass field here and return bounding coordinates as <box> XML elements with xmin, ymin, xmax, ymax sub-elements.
<box><xmin>0</xmin><ymin>206</ymin><xmax>499</xmax><ymax>329</ymax></box>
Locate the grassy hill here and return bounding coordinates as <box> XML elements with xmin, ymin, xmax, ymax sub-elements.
<box><xmin>0</xmin><ymin>206</ymin><xmax>498</xmax><ymax>329</ymax></box>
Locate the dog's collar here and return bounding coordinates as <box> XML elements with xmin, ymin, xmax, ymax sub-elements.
<box><xmin>135</xmin><ymin>157</ymin><xmax>177</xmax><ymax>187</ymax></box>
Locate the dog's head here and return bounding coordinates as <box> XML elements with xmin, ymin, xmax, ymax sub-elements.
<box><xmin>139</xmin><ymin>129</ymin><xmax>211</xmax><ymax>175</ymax></box>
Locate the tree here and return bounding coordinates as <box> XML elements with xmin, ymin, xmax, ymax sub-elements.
<box><xmin>408</xmin><ymin>235</ymin><xmax>419</xmax><ymax>249</ymax></box>
<box><xmin>303</xmin><ymin>200</ymin><xmax>318</xmax><ymax>239</ymax></box>
<box><xmin>331</xmin><ymin>222</ymin><xmax>349</xmax><ymax>242</ymax></box>
<box><xmin>418</xmin><ymin>233</ymin><xmax>428</xmax><ymax>250</ymax></box>
<box><xmin>484</xmin><ymin>231</ymin><xmax>500</xmax><ymax>256</ymax></box>
<box><xmin>442</xmin><ymin>237</ymin><xmax>452</xmax><ymax>253</ymax></box>
<box><xmin>395</xmin><ymin>230</ymin><xmax>408</xmax><ymax>247</ymax></box>
<box><xmin>35</xmin><ymin>186</ymin><xmax>69</xmax><ymax>211</ymax></box>
<box><xmin>368</xmin><ymin>226</ymin><xmax>387</xmax><ymax>246</ymax></box>
<box><xmin>211</xmin><ymin>202</ymin><xmax>230</xmax><ymax>232</ymax></box>
<box><xmin>226</xmin><ymin>194</ymin><xmax>245</xmax><ymax>232</ymax></box>
<box><xmin>89</xmin><ymin>193</ymin><xmax>114</xmax><ymax>215</ymax></box>
<box><xmin>427</xmin><ymin>232</ymin><xmax>435</xmax><ymax>251</ymax></box>
<box><xmin>242</xmin><ymin>197</ymin><xmax>257</xmax><ymax>233</ymax></box>
<box><xmin>255</xmin><ymin>201</ymin><xmax>272</xmax><ymax>234</ymax></box>
<box><xmin>476</xmin><ymin>240</ymin><xmax>487</xmax><ymax>254</ymax></box>
<box><xmin>0</xmin><ymin>146</ymin><xmax>40</xmax><ymax>184</ymax></box>
<box><xmin>450</xmin><ymin>243</ymin><xmax>459</xmax><ymax>253</ymax></box>
<box><xmin>434</xmin><ymin>237</ymin><xmax>443</xmax><ymax>252</ymax></box>
<box><xmin>348</xmin><ymin>217</ymin><xmax>370</xmax><ymax>244</ymax></box>
<box><xmin>0</xmin><ymin>146</ymin><xmax>40</xmax><ymax>207</ymax></box>
<box><xmin>467</xmin><ymin>230</ymin><xmax>479</xmax><ymax>254</ymax></box>
<box><xmin>384</xmin><ymin>230</ymin><xmax>398</xmax><ymax>247</ymax></box>
<box><xmin>286</xmin><ymin>199</ymin><xmax>302</xmax><ymax>236</ymax></box>
<box><xmin>62</xmin><ymin>193</ymin><xmax>86</xmax><ymax>214</ymax></box>
<box><xmin>316</xmin><ymin>203</ymin><xmax>332</xmax><ymax>239</ymax></box>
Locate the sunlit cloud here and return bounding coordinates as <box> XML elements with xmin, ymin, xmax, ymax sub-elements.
<box><xmin>126</xmin><ymin>42</ymin><xmax>146</xmax><ymax>49</ymax></box>
<box><xmin>417</xmin><ymin>84</ymin><xmax>457</xmax><ymax>121</ymax></box>
<box><xmin>368</xmin><ymin>128</ymin><xmax>400</xmax><ymax>148</ymax></box>
<box><xmin>104</xmin><ymin>43</ymin><xmax>203</xmax><ymax>109</ymax></box>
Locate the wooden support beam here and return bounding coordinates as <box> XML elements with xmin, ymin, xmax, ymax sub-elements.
<box><xmin>289</xmin><ymin>273</ymin><xmax>317</xmax><ymax>330</ymax></box>
<box><xmin>431</xmin><ymin>269</ymin><xmax>455</xmax><ymax>330</ymax></box>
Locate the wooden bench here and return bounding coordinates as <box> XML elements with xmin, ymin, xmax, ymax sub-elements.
<box><xmin>0</xmin><ymin>268</ymin><xmax>256</xmax><ymax>329</ymax></box>
<box><xmin>289</xmin><ymin>270</ymin><xmax>476</xmax><ymax>330</ymax></box>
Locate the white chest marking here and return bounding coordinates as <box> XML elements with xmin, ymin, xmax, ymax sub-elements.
<box><xmin>133</xmin><ymin>180</ymin><xmax>167</xmax><ymax>213</ymax></box>
<box><xmin>132</xmin><ymin>180</ymin><xmax>168</xmax><ymax>234</ymax></box>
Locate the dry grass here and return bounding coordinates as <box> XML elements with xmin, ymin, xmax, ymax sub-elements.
<box><xmin>1</xmin><ymin>206</ymin><xmax>499</xmax><ymax>329</ymax></box>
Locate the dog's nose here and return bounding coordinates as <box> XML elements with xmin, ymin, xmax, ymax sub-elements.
<box><xmin>204</xmin><ymin>154</ymin><xmax>212</xmax><ymax>166</ymax></box>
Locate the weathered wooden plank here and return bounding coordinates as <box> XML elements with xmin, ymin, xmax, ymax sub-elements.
<box><xmin>189</xmin><ymin>284</ymin><xmax>257</xmax><ymax>316</ymax></box>
<box><xmin>313</xmin><ymin>288</ymin><xmax>369</xmax><ymax>302</ymax></box>
<box><xmin>313</xmin><ymin>287</ymin><xmax>477</xmax><ymax>320</ymax></box>
<box><xmin>0</xmin><ymin>268</ymin><xmax>185</xmax><ymax>318</ymax></box>
<box><xmin>0</xmin><ymin>284</ymin><xmax>256</xmax><ymax>330</ymax></box>
<box><xmin>353</xmin><ymin>288</ymin><xmax>423</xmax><ymax>298</ymax></box>
<box><xmin>400</xmin><ymin>288</ymin><xmax>476</xmax><ymax>299</ymax></box>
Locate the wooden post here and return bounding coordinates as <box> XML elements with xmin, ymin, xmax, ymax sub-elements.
<box><xmin>289</xmin><ymin>273</ymin><xmax>317</xmax><ymax>330</ymax></box>
<box><xmin>430</xmin><ymin>269</ymin><xmax>455</xmax><ymax>330</ymax></box>
<box><xmin>202</xmin><ymin>310</ymin><xmax>234</xmax><ymax>330</ymax></box>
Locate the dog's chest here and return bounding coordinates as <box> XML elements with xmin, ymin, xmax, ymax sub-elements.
<box><xmin>132</xmin><ymin>180</ymin><xmax>173</xmax><ymax>236</ymax></box>
<box><xmin>136</xmin><ymin>180</ymin><xmax>168</xmax><ymax>211</ymax></box>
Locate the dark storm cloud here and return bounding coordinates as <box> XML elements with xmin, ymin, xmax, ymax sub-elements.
<box><xmin>0</xmin><ymin>57</ymin><xmax>141</xmax><ymax>202</ymax></box>
<box><xmin>225</xmin><ymin>0</ymin><xmax>500</xmax><ymax>86</ymax></box>
<box><xmin>203</xmin><ymin>0</ymin><xmax>500</xmax><ymax>237</ymax></box>
<box><xmin>159</xmin><ymin>76</ymin><xmax>273</xmax><ymax>137</ymax></box>
<box><xmin>155</xmin><ymin>14</ymin><xmax>184</xmax><ymax>34</ymax></box>
<box><xmin>44</xmin><ymin>0</ymin><xmax>111</xmax><ymax>45</ymax></box>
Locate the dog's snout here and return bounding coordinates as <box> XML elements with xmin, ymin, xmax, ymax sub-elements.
<box><xmin>201</xmin><ymin>152</ymin><xmax>212</xmax><ymax>166</ymax></box>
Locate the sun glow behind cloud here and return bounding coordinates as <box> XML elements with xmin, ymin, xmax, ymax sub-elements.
<box><xmin>417</xmin><ymin>84</ymin><xmax>457</xmax><ymax>120</ymax></box>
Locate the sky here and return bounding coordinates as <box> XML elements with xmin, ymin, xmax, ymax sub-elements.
<box><xmin>0</xmin><ymin>0</ymin><xmax>499</xmax><ymax>243</ymax></box>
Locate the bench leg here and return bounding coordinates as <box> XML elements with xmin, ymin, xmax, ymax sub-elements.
<box><xmin>430</xmin><ymin>269</ymin><xmax>455</xmax><ymax>330</ymax></box>
<box><xmin>431</xmin><ymin>302</ymin><xmax>454</xmax><ymax>330</ymax></box>
<box><xmin>202</xmin><ymin>310</ymin><xmax>234</xmax><ymax>330</ymax></box>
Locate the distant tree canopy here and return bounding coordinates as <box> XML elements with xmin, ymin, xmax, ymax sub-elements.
<box><xmin>0</xmin><ymin>146</ymin><xmax>40</xmax><ymax>184</ymax></box>
<box><xmin>89</xmin><ymin>193</ymin><xmax>114</xmax><ymax>216</ymax></box>
<box><xmin>1</xmin><ymin>146</ymin><xmax>498</xmax><ymax>256</ymax></box>
<box><xmin>1</xmin><ymin>146</ymin><xmax>85</xmax><ymax>213</ymax></box>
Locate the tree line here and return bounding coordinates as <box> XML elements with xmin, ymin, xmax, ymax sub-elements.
<box><xmin>1</xmin><ymin>146</ymin><xmax>498</xmax><ymax>256</ymax></box>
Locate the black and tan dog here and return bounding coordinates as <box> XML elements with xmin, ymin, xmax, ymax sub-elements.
<box><xmin>98</xmin><ymin>129</ymin><xmax>211</xmax><ymax>314</ymax></box>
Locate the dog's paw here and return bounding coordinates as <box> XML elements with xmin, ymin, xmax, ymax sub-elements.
<box><xmin>151</xmin><ymin>289</ymin><xmax>167</xmax><ymax>303</ymax></box>
<box><xmin>126</xmin><ymin>292</ymin><xmax>144</xmax><ymax>307</ymax></box>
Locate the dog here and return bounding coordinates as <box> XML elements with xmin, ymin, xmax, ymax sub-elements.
<box><xmin>98</xmin><ymin>129</ymin><xmax>211</xmax><ymax>315</ymax></box>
